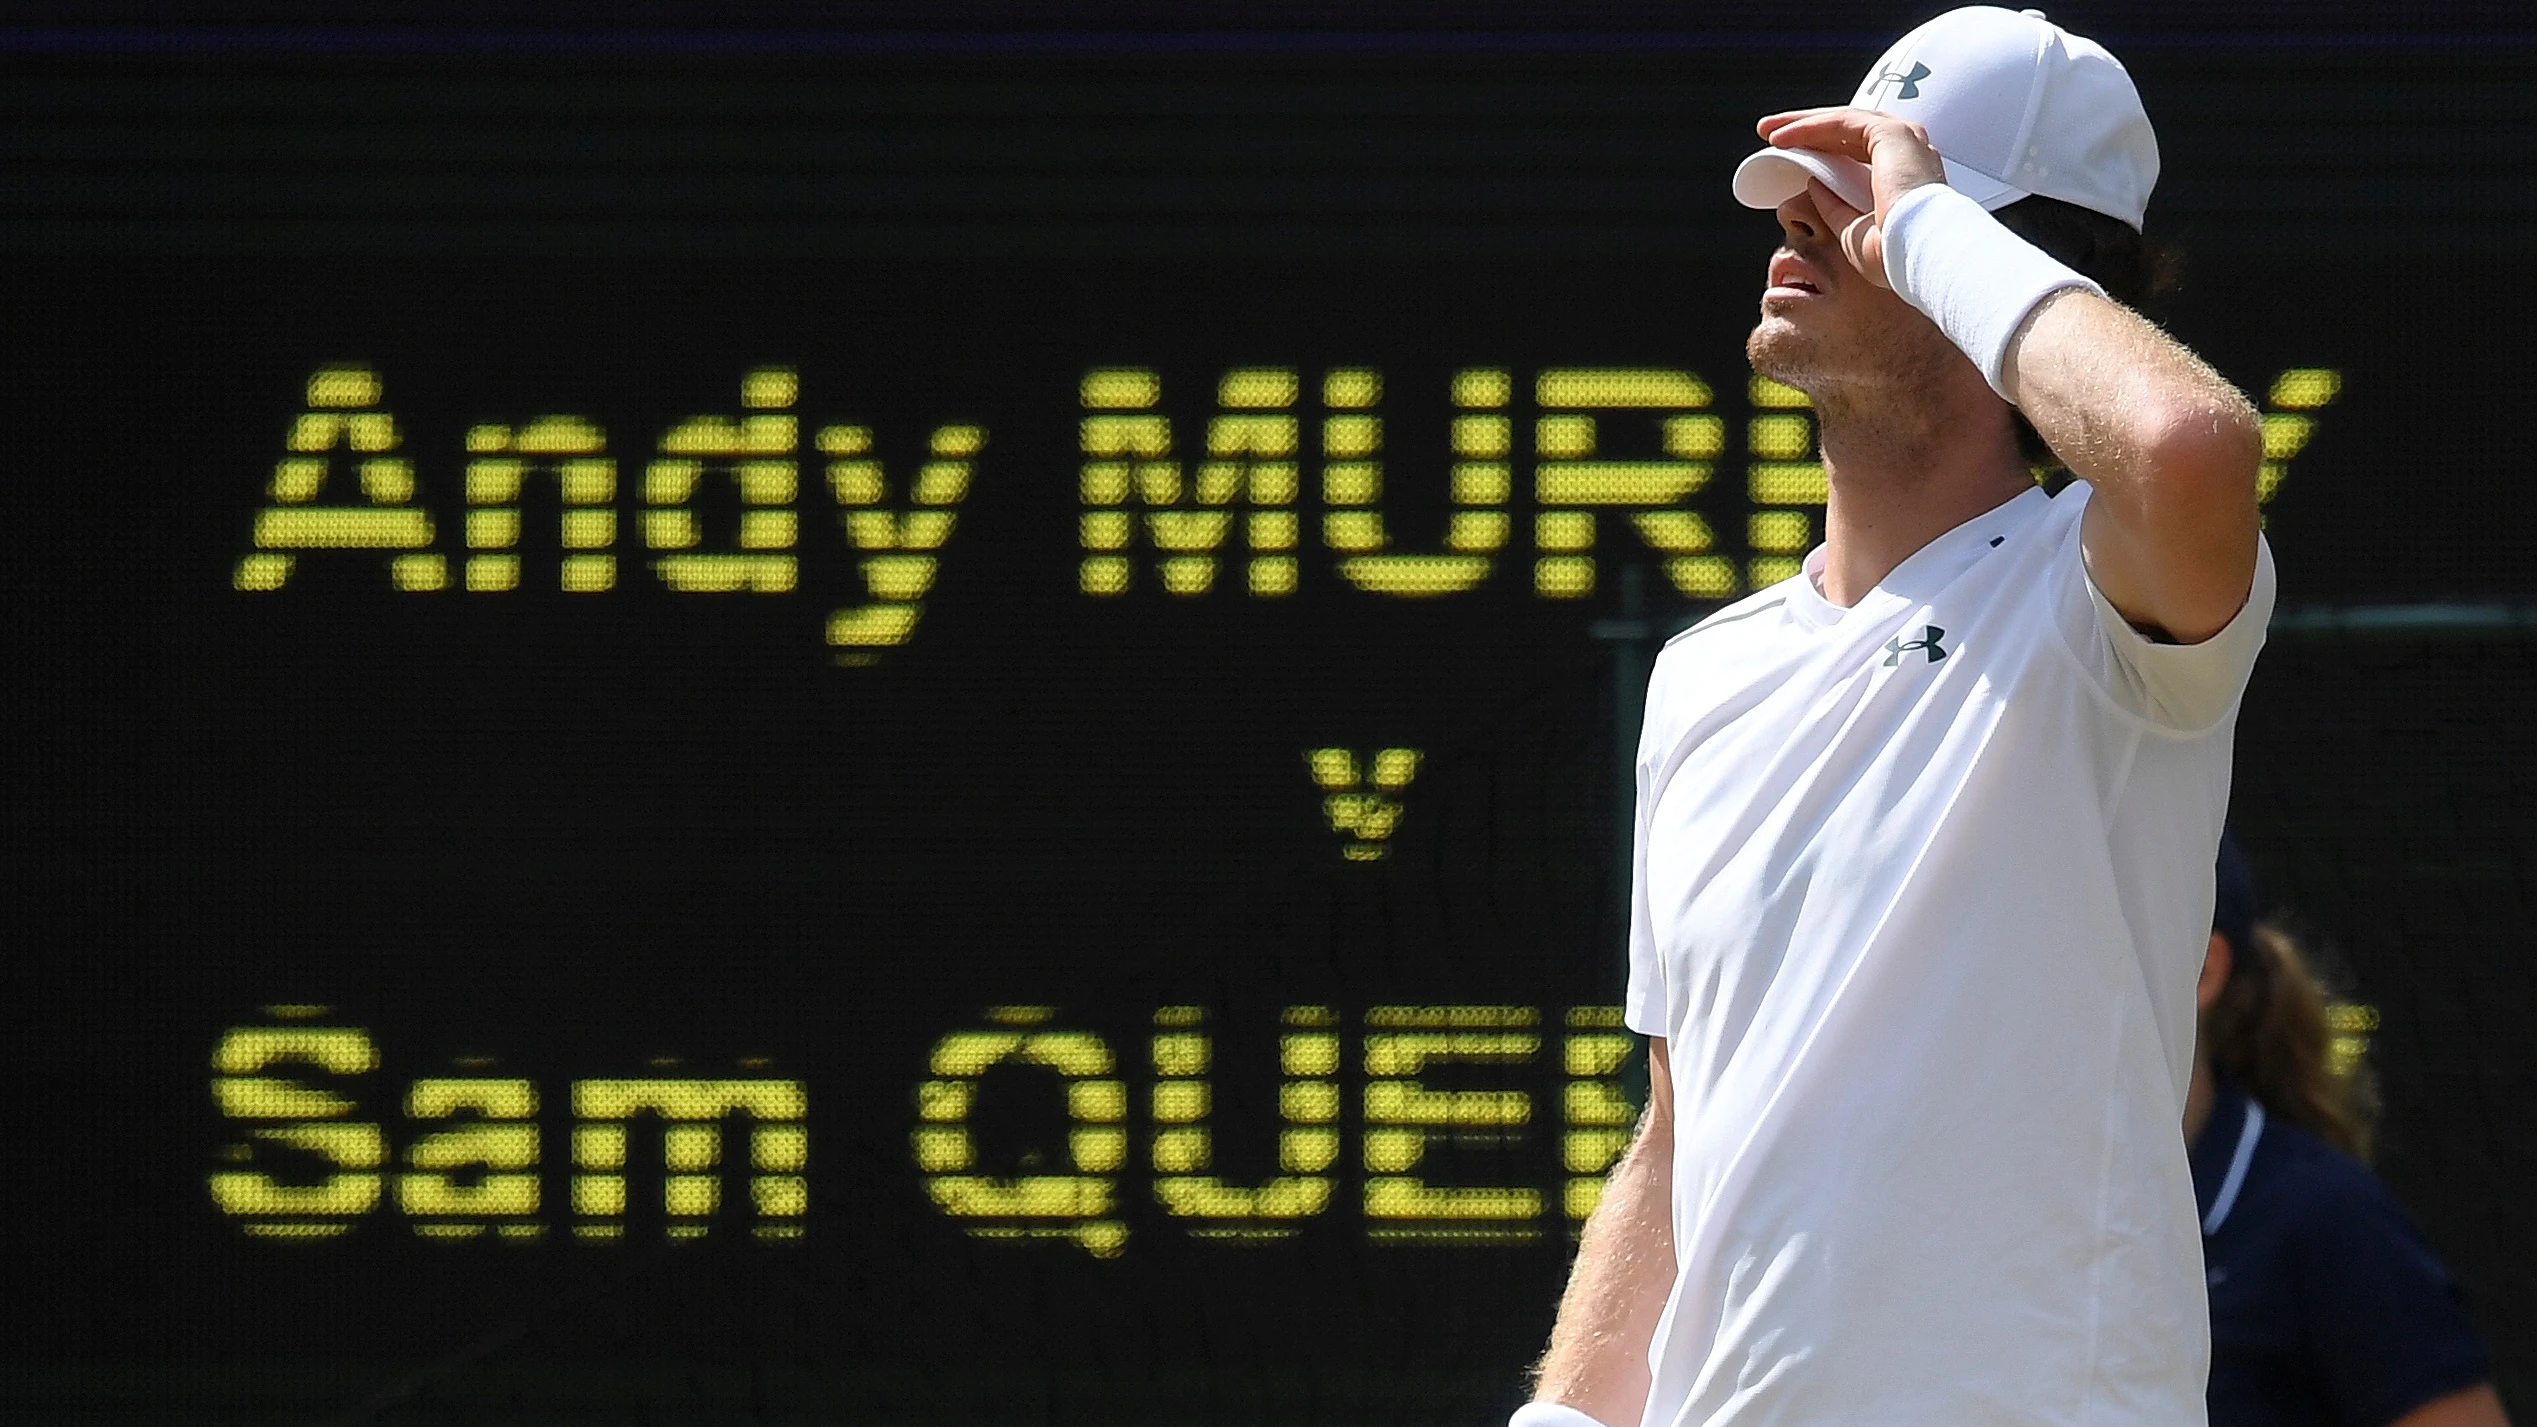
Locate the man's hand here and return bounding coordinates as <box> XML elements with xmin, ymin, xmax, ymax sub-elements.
<box><xmin>1756</xmin><ymin>106</ymin><xmax>1947</xmax><ymax>286</ymax></box>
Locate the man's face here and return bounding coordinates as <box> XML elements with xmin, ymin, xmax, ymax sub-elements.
<box><xmin>1744</xmin><ymin>183</ymin><xmax>1953</xmax><ymax>396</ymax></box>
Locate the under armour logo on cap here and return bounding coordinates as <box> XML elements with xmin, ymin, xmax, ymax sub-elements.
<box><xmin>1873</xmin><ymin>61</ymin><xmax>1932</xmax><ymax>100</ymax></box>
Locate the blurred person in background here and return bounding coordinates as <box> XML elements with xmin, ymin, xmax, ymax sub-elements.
<box><xmin>2193</xmin><ymin>837</ymin><xmax>2509</xmax><ymax>1427</ymax></box>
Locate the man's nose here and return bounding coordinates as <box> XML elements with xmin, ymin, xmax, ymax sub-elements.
<box><xmin>1775</xmin><ymin>190</ymin><xmax>1827</xmax><ymax>246</ymax></box>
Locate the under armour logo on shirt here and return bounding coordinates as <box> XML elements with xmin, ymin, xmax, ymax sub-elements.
<box><xmin>1883</xmin><ymin>625</ymin><xmax>1948</xmax><ymax>666</ymax></box>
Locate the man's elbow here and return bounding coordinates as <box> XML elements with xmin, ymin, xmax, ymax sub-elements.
<box><xmin>2135</xmin><ymin>393</ymin><xmax>2261</xmax><ymax>516</ymax></box>
<box><xmin>2087</xmin><ymin>394</ymin><xmax>2263</xmax><ymax>644</ymax></box>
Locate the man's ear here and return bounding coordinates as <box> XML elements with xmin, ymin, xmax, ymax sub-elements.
<box><xmin>2196</xmin><ymin>931</ymin><xmax>2232</xmax><ymax>1015</ymax></box>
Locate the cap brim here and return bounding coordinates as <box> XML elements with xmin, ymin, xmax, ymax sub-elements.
<box><xmin>1733</xmin><ymin>148</ymin><xmax>1874</xmax><ymax>214</ymax></box>
<box><xmin>1731</xmin><ymin>146</ymin><xmax>2031</xmax><ymax>216</ymax></box>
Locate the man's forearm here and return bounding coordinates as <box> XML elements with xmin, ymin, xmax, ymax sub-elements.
<box><xmin>1530</xmin><ymin>1074</ymin><xmax>1676</xmax><ymax>1427</ymax></box>
<box><xmin>2004</xmin><ymin>289</ymin><xmax>2262</xmax><ymax>642</ymax></box>
<box><xmin>2006</xmin><ymin>288</ymin><xmax>2257</xmax><ymax>504</ymax></box>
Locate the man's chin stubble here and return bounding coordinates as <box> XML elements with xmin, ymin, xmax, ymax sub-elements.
<box><xmin>1745</xmin><ymin>317</ymin><xmax>1819</xmax><ymax>389</ymax></box>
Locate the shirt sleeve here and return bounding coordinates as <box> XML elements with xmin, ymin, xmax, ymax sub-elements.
<box><xmin>2047</xmin><ymin>488</ymin><xmax>2277</xmax><ymax>732</ymax></box>
<box><xmin>2292</xmin><ymin>1172</ymin><xmax>2494</xmax><ymax>1427</ymax></box>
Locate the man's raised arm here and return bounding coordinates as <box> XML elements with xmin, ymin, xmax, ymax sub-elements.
<box><xmin>2004</xmin><ymin>289</ymin><xmax>2261</xmax><ymax>644</ymax></box>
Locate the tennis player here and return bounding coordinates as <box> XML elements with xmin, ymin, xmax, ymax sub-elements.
<box><xmin>1518</xmin><ymin>9</ymin><xmax>2273</xmax><ymax>1426</ymax></box>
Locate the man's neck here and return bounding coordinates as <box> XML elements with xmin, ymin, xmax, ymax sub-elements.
<box><xmin>1812</xmin><ymin>385</ymin><xmax>2033</xmax><ymax>608</ymax></box>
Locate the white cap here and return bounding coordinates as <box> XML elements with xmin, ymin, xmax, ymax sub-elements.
<box><xmin>1731</xmin><ymin>7</ymin><xmax>2159</xmax><ymax>230</ymax></box>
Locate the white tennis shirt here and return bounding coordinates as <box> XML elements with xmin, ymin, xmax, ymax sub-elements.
<box><xmin>1626</xmin><ymin>483</ymin><xmax>2275</xmax><ymax>1426</ymax></box>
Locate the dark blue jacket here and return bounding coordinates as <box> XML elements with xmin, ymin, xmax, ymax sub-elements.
<box><xmin>2193</xmin><ymin>1080</ymin><xmax>2491</xmax><ymax>1427</ymax></box>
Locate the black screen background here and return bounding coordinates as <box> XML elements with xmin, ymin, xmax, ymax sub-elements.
<box><xmin>2</xmin><ymin>22</ymin><xmax>2531</xmax><ymax>1423</ymax></box>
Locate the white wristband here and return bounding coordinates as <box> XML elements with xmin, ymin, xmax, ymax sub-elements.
<box><xmin>1511</xmin><ymin>1402</ymin><xmax>1613</xmax><ymax>1427</ymax></box>
<box><xmin>1880</xmin><ymin>181</ymin><xmax>2104</xmax><ymax>400</ymax></box>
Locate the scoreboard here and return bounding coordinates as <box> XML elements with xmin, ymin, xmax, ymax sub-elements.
<box><xmin>4</xmin><ymin>20</ymin><xmax>2534</xmax><ymax>1425</ymax></box>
